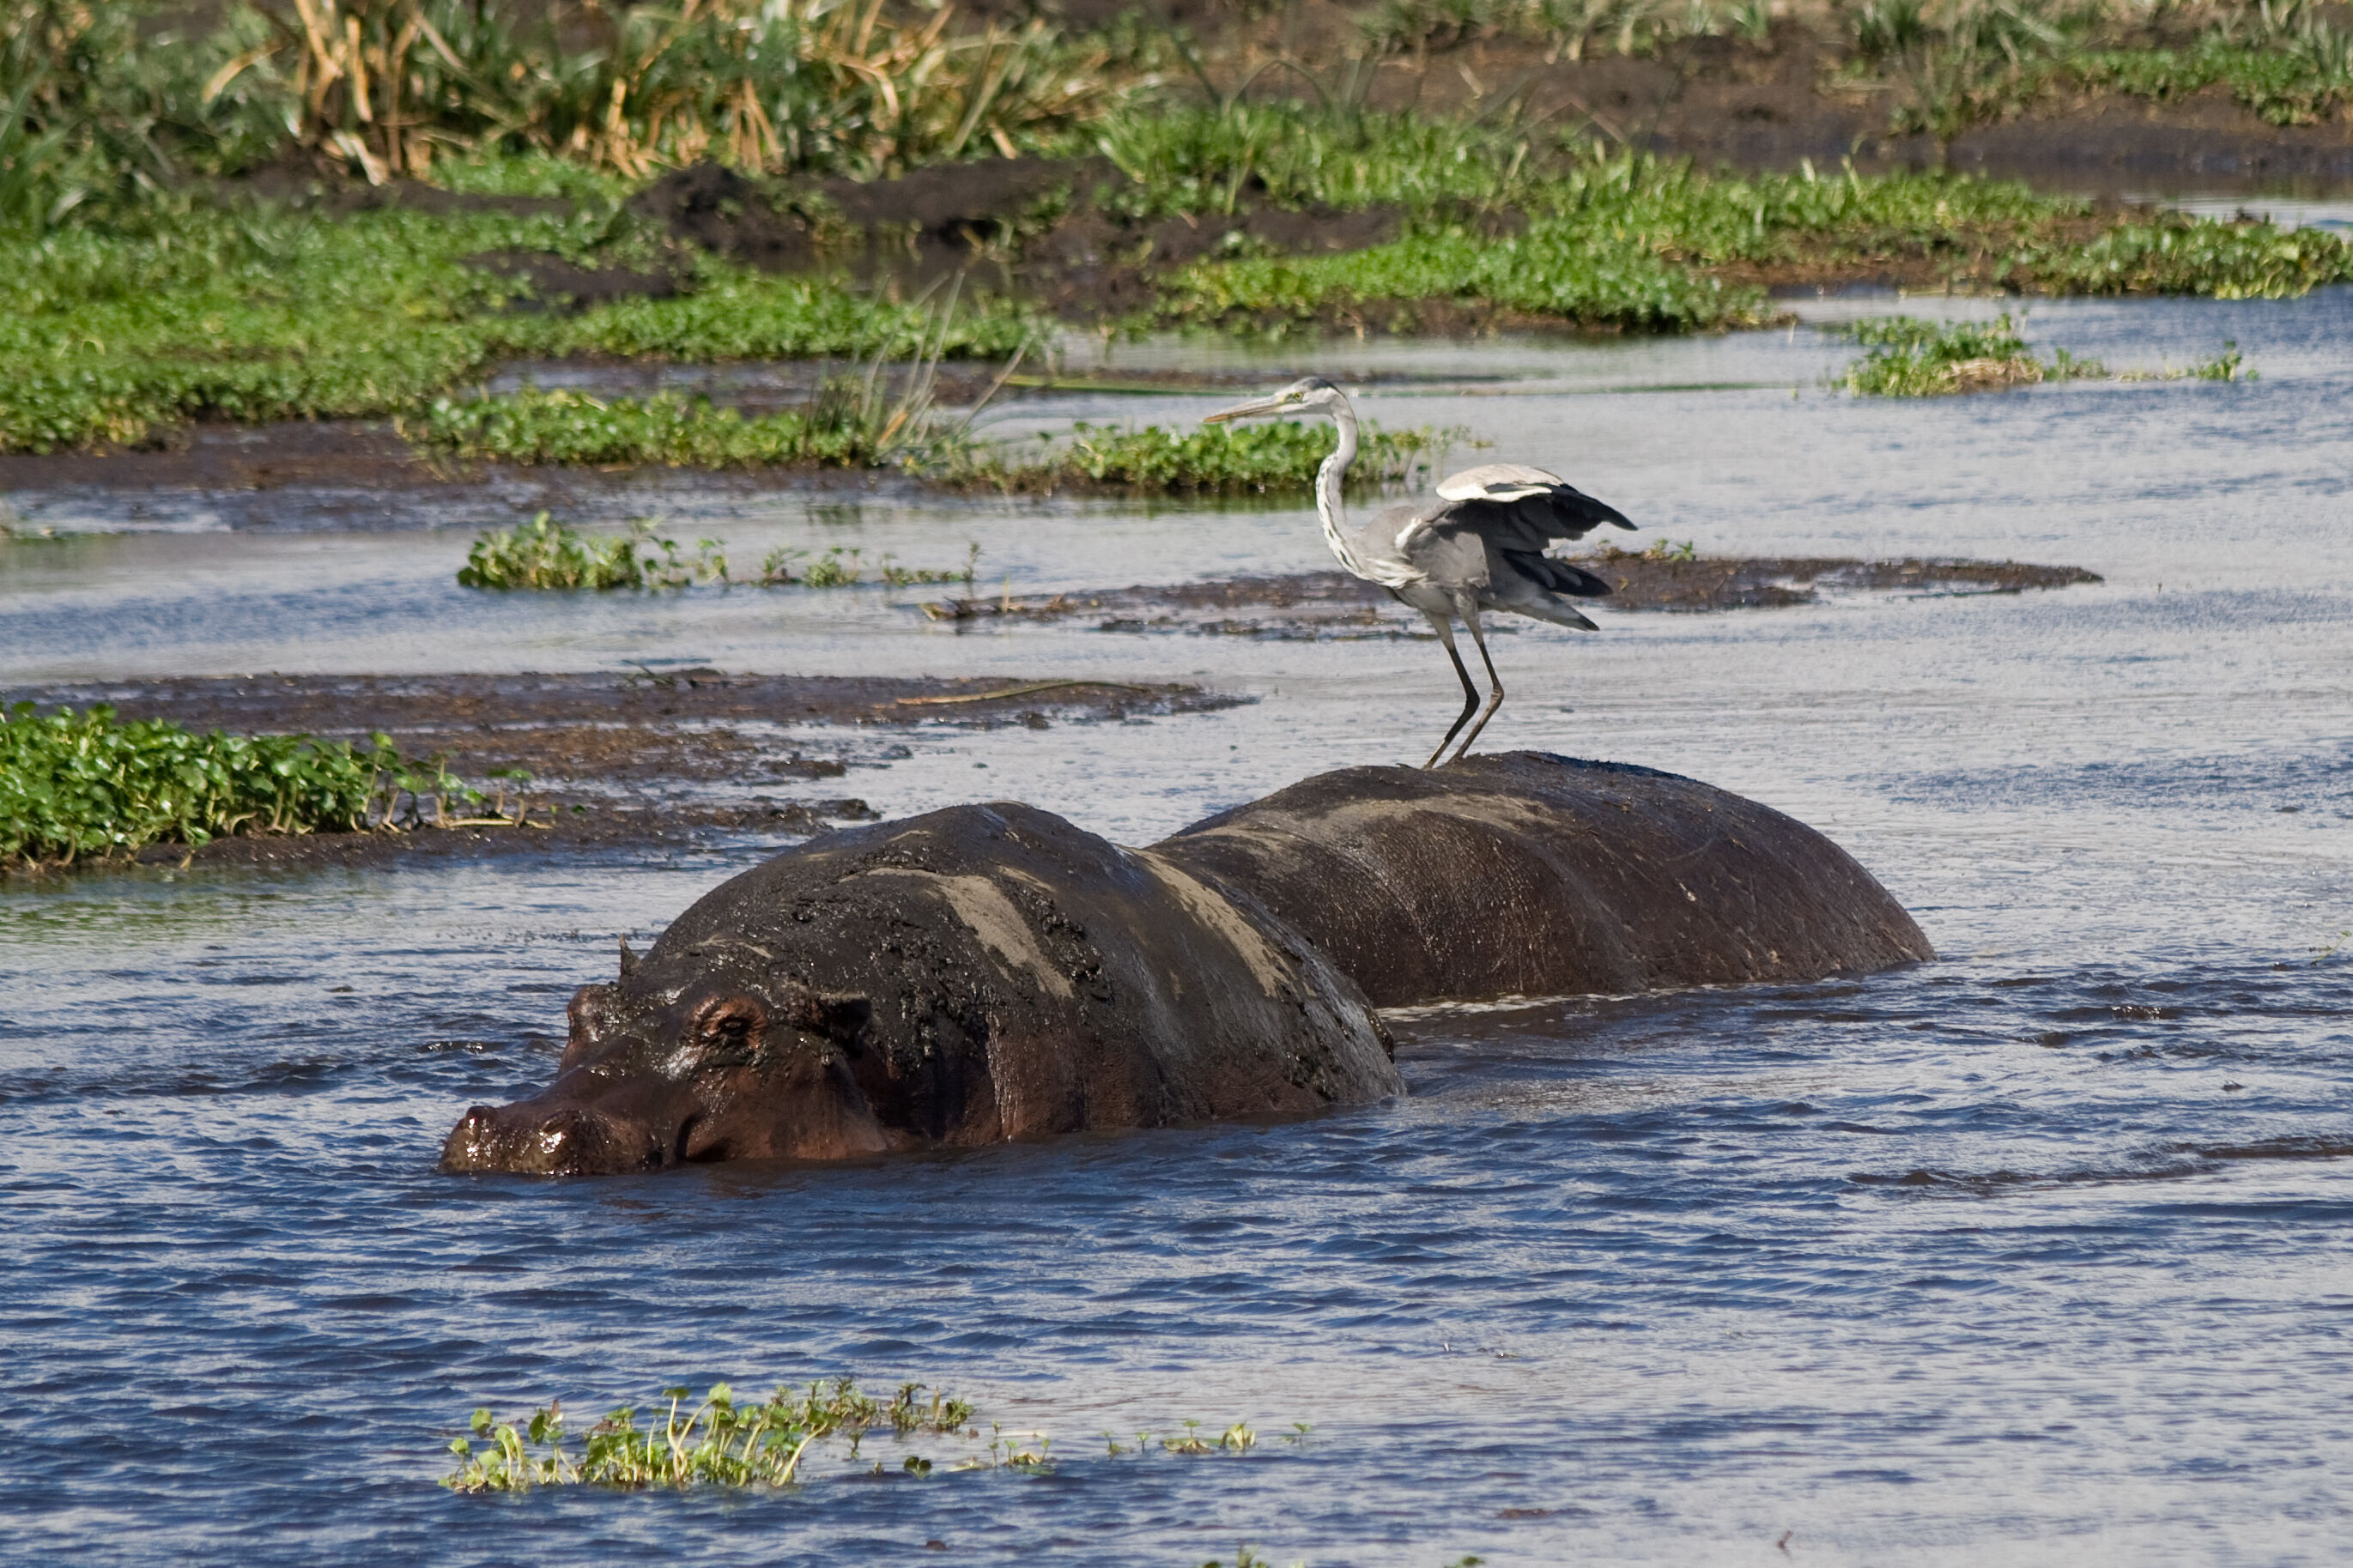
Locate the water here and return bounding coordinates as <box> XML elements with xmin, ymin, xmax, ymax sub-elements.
<box><xmin>3</xmin><ymin>290</ymin><xmax>2350</xmax><ymax>1566</ymax></box>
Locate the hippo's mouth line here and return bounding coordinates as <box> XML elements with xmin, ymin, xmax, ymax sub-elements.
<box><xmin>677</xmin><ymin>1113</ymin><xmax>728</xmax><ymax>1164</ymax></box>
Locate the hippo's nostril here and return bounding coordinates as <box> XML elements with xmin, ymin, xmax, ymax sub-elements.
<box><xmin>675</xmin><ymin>1114</ymin><xmax>703</xmax><ymax>1163</ymax></box>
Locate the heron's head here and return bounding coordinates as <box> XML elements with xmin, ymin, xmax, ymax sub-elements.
<box><xmin>1203</xmin><ymin>376</ymin><xmax>1347</xmax><ymax>427</ymax></box>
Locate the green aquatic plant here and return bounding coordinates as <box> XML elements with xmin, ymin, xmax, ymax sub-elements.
<box><xmin>760</xmin><ymin>541</ymin><xmax>980</xmax><ymax>588</ymax></box>
<box><xmin>1837</xmin><ymin>313</ymin><xmax>2103</xmax><ymax>397</ymax></box>
<box><xmin>457</xmin><ymin>514</ymin><xmax>725</xmax><ymax>590</ymax></box>
<box><xmin>459</xmin><ymin>518</ymin><xmax>973</xmax><ymax>591</ymax></box>
<box><xmin>1838</xmin><ymin>312</ymin><xmax>2259</xmax><ymax>396</ymax></box>
<box><xmin>2193</xmin><ymin>342</ymin><xmax>2250</xmax><ymax>381</ymax></box>
<box><xmin>445</xmin><ymin>1379</ymin><xmax>973</xmax><ymax>1492</ymax></box>
<box><xmin>0</xmin><ymin>703</ymin><xmax>478</xmax><ymax>869</ymax></box>
<box><xmin>954</xmin><ymin>417</ymin><xmax>1462</xmax><ymax>494</ymax></box>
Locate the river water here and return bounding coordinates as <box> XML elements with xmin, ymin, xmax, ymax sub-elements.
<box><xmin>3</xmin><ymin>291</ymin><xmax>2349</xmax><ymax>1566</ymax></box>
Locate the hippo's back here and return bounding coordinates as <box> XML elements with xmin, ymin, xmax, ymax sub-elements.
<box><xmin>1152</xmin><ymin>753</ymin><xmax>1932</xmax><ymax>1007</ymax></box>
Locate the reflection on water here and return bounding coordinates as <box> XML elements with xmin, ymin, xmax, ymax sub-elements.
<box><xmin>2</xmin><ymin>289</ymin><xmax>2350</xmax><ymax>1566</ymax></box>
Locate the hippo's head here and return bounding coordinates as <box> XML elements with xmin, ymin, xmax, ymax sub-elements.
<box><xmin>440</xmin><ymin>940</ymin><xmax>882</xmax><ymax>1175</ymax></box>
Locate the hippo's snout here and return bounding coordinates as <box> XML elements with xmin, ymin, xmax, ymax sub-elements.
<box><xmin>440</xmin><ymin>1099</ymin><xmax>676</xmax><ymax>1176</ymax></box>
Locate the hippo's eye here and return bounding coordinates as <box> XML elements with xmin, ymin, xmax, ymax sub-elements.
<box><xmin>692</xmin><ymin>994</ymin><xmax>767</xmax><ymax>1050</ymax></box>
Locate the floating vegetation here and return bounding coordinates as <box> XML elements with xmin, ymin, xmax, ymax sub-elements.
<box><xmin>761</xmin><ymin>541</ymin><xmax>981</xmax><ymax>590</ymax></box>
<box><xmin>446</xmin><ymin>1380</ymin><xmax>974</xmax><ymax>1493</ymax></box>
<box><xmin>458</xmin><ymin>514</ymin><xmax>726</xmax><ymax>590</ymax></box>
<box><xmin>443</xmin><ymin>1377</ymin><xmax>1290</xmax><ymax>1494</ymax></box>
<box><xmin>1836</xmin><ymin>314</ymin><xmax>2106</xmax><ymax>396</ymax></box>
<box><xmin>954</xmin><ymin>418</ymin><xmax>1463</xmax><ymax>495</ymax></box>
<box><xmin>458</xmin><ymin>515</ymin><xmax>978</xmax><ymax>592</ymax></box>
<box><xmin>0</xmin><ymin>703</ymin><xmax>482</xmax><ymax>869</ymax></box>
<box><xmin>1838</xmin><ymin>315</ymin><xmax>2259</xmax><ymax>396</ymax></box>
<box><xmin>2115</xmin><ymin>342</ymin><xmax>2259</xmax><ymax>382</ymax></box>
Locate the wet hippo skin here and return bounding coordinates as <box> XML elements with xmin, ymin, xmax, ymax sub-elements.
<box><xmin>1154</xmin><ymin>753</ymin><xmax>1935</xmax><ymax>1007</ymax></box>
<box><xmin>443</xmin><ymin>754</ymin><xmax>1930</xmax><ymax>1173</ymax></box>
<box><xmin>442</xmin><ymin>801</ymin><xmax>1399</xmax><ymax>1175</ymax></box>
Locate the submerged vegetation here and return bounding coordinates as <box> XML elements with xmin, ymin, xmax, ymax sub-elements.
<box><xmin>0</xmin><ymin>703</ymin><xmax>482</xmax><ymax>869</ymax></box>
<box><xmin>1837</xmin><ymin>313</ymin><xmax>2253</xmax><ymax>395</ymax></box>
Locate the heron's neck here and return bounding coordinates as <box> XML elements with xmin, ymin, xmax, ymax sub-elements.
<box><xmin>1316</xmin><ymin>404</ymin><xmax>1361</xmax><ymax>574</ymax></box>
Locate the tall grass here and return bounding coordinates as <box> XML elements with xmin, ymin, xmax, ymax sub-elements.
<box><xmin>0</xmin><ymin>0</ymin><xmax>1162</xmax><ymax>232</ymax></box>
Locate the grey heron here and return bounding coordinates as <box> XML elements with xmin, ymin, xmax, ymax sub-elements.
<box><xmin>1204</xmin><ymin>376</ymin><xmax>1636</xmax><ymax>768</ymax></box>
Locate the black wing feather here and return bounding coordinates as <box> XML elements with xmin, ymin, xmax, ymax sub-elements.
<box><xmin>1501</xmin><ymin>548</ymin><xmax>1613</xmax><ymax>598</ymax></box>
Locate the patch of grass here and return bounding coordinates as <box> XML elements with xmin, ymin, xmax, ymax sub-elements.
<box><xmin>0</xmin><ymin>702</ymin><xmax>476</xmax><ymax>869</ymax></box>
<box><xmin>954</xmin><ymin>417</ymin><xmax>1463</xmax><ymax>494</ymax></box>
<box><xmin>0</xmin><ymin>196</ymin><xmax>1034</xmax><ymax>454</ymax></box>
<box><xmin>446</xmin><ymin>1379</ymin><xmax>974</xmax><ymax>1493</ymax></box>
<box><xmin>409</xmin><ymin>384</ymin><xmax>936</xmax><ymax>471</ymax></box>
<box><xmin>457</xmin><ymin>513</ymin><xmax>727</xmax><ymax>590</ymax></box>
<box><xmin>1136</xmin><ymin>123</ymin><xmax>2351</xmax><ymax>335</ymax></box>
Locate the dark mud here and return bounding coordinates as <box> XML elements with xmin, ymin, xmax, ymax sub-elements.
<box><xmin>3</xmin><ymin>671</ymin><xmax>1239</xmax><ymax>872</ymax></box>
<box><xmin>0</xmin><ymin>415</ymin><xmax>953</xmax><ymax>532</ymax></box>
<box><xmin>920</xmin><ymin>555</ymin><xmax>2102</xmax><ymax>637</ymax></box>
<box><xmin>622</xmin><ymin>157</ymin><xmax>1411</xmax><ymax>321</ymax></box>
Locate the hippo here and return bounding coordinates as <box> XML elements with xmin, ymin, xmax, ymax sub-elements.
<box><xmin>441</xmin><ymin>800</ymin><xmax>1399</xmax><ymax>1175</ymax></box>
<box><xmin>443</xmin><ymin>753</ymin><xmax>1932</xmax><ymax>1175</ymax></box>
<box><xmin>1155</xmin><ymin>753</ymin><xmax>1934</xmax><ymax>1006</ymax></box>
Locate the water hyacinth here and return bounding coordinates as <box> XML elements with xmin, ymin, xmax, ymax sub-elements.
<box><xmin>0</xmin><ymin>702</ymin><xmax>480</xmax><ymax>868</ymax></box>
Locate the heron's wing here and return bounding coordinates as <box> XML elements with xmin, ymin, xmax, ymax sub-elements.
<box><xmin>1424</xmin><ymin>463</ymin><xmax>1636</xmax><ymax>544</ymax></box>
<box><xmin>1434</xmin><ymin>463</ymin><xmax>1566</xmax><ymax>502</ymax></box>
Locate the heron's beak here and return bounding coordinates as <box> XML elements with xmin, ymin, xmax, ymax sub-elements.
<box><xmin>1202</xmin><ymin>394</ymin><xmax>1292</xmax><ymax>426</ymax></box>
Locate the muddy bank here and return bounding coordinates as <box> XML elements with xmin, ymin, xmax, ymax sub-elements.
<box><xmin>3</xmin><ymin>672</ymin><xmax>1239</xmax><ymax>872</ymax></box>
<box><xmin>921</xmin><ymin>555</ymin><xmax>2102</xmax><ymax>637</ymax></box>
<box><xmin>0</xmin><ymin>418</ymin><xmax>914</xmax><ymax>534</ymax></box>
<box><xmin>622</xmin><ymin>156</ymin><xmax>1418</xmax><ymax>323</ymax></box>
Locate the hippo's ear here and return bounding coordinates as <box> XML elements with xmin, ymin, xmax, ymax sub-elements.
<box><xmin>783</xmin><ymin>987</ymin><xmax>871</xmax><ymax>1048</ymax></box>
<box><xmin>618</xmin><ymin>935</ymin><xmax>638</xmax><ymax>977</ymax></box>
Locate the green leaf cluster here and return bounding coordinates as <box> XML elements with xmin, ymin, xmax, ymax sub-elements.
<box><xmin>952</xmin><ymin>417</ymin><xmax>1464</xmax><ymax>494</ymax></box>
<box><xmin>0</xmin><ymin>702</ymin><xmax>473</xmax><ymax>868</ymax></box>
<box><xmin>445</xmin><ymin>1378</ymin><xmax>973</xmax><ymax>1493</ymax></box>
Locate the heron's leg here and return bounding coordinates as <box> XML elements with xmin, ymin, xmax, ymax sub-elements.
<box><xmin>1444</xmin><ymin>608</ymin><xmax>1506</xmax><ymax>766</ymax></box>
<box><xmin>1422</xmin><ymin>613</ymin><xmax>1480</xmax><ymax>769</ymax></box>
